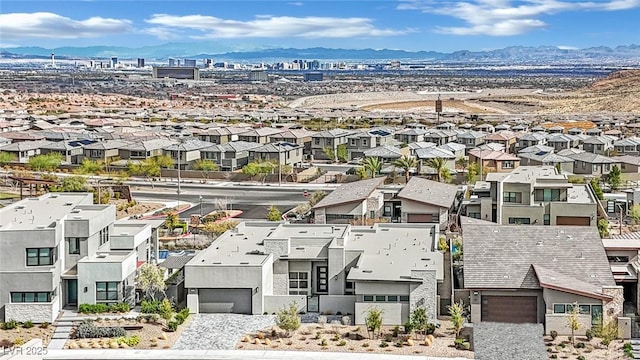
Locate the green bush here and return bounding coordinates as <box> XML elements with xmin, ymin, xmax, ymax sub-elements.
<box><xmin>167</xmin><ymin>321</ymin><xmax>179</xmax><ymax>332</ymax></box>
<box><xmin>22</xmin><ymin>320</ymin><xmax>34</xmax><ymax>329</ymax></box>
<box><xmin>140</xmin><ymin>300</ymin><xmax>162</xmax><ymax>314</ymax></box>
<box><xmin>337</xmin><ymin>339</ymin><xmax>347</xmax><ymax>346</ymax></box>
<box><xmin>175</xmin><ymin>308</ymin><xmax>190</xmax><ymax>325</ymax></box>
<box><xmin>40</xmin><ymin>322</ymin><xmax>50</xmax><ymax>329</ymax></box>
<box><xmin>585</xmin><ymin>329</ymin><xmax>593</xmax><ymax>341</ymax></box>
<box><xmin>550</xmin><ymin>330</ymin><xmax>558</xmax><ymax>340</ymax></box>
<box><xmin>117</xmin><ymin>335</ymin><xmax>141</xmax><ymax>347</ymax></box>
<box><xmin>575</xmin><ymin>342</ymin><xmax>585</xmax><ymax>349</ymax></box>
<box><xmin>109</xmin><ymin>302</ymin><xmax>131</xmax><ymax>313</ymax></box>
<box><xmin>78</xmin><ymin>303</ymin><xmax>109</xmax><ymax>314</ymax></box>
<box><xmin>379</xmin><ymin>340</ymin><xmax>389</xmax><ymax>348</ymax></box>
<box><xmin>75</xmin><ymin>320</ymin><xmax>126</xmax><ymax>339</ymax></box>
<box><xmin>1</xmin><ymin>320</ymin><xmax>18</xmax><ymax>330</ymax></box>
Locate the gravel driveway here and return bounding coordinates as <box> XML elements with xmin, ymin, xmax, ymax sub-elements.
<box><xmin>173</xmin><ymin>314</ymin><xmax>276</xmax><ymax>350</ymax></box>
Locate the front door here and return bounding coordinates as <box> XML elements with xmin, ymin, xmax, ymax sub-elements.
<box><xmin>316</xmin><ymin>266</ymin><xmax>328</xmax><ymax>293</ymax></box>
<box><xmin>67</xmin><ymin>279</ymin><xmax>78</xmax><ymax>306</ymax></box>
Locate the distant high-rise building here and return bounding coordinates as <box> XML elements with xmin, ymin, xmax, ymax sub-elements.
<box><xmin>177</xmin><ymin>59</ymin><xmax>181</xmax><ymax>66</ymax></box>
<box><xmin>111</xmin><ymin>56</ymin><xmax>118</xmax><ymax>68</ymax></box>
<box><xmin>204</xmin><ymin>58</ymin><xmax>213</xmax><ymax>68</ymax></box>
<box><xmin>304</xmin><ymin>72</ymin><xmax>323</xmax><ymax>82</ymax></box>
<box><xmin>184</xmin><ymin>59</ymin><xmax>196</xmax><ymax>67</ymax></box>
<box><xmin>152</xmin><ymin>66</ymin><xmax>200</xmax><ymax>80</ymax></box>
<box><xmin>50</xmin><ymin>53</ymin><xmax>55</xmax><ymax>68</ymax></box>
<box><xmin>168</xmin><ymin>58</ymin><xmax>176</xmax><ymax>67</ymax></box>
<box><xmin>248</xmin><ymin>70</ymin><xmax>268</xmax><ymax>82</ymax></box>
<box><xmin>137</xmin><ymin>58</ymin><xmax>145</xmax><ymax>68</ymax></box>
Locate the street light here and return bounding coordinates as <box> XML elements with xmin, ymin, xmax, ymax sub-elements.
<box><xmin>96</xmin><ymin>178</ymin><xmax>113</xmax><ymax>204</ymax></box>
<box><xmin>278</xmin><ymin>142</ymin><xmax>282</xmax><ymax>187</ymax></box>
<box><xmin>199</xmin><ymin>195</ymin><xmax>203</xmax><ymax>217</ymax></box>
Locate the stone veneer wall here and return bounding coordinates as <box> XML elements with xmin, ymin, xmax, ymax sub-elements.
<box><xmin>409</xmin><ymin>269</ymin><xmax>438</xmax><ymax>322</ymax></box>
<box><xmin>5</xmin><ymin>302</ymin><xmax>55</xmax><ymax>323</ymax></box>
<box><xmin>272</xmin><ymin>260</ymin><xmax>289</xmax><ymax>295</ymax></box>
<box><xmin>264</xmin><ymin>238</ymin><xmax>290</xmax><ymax>257</ymax></box>
<box><xmin>602</xmin><ymin>286</ymin><xmax>624</xmax><ymax>323</ymax></box>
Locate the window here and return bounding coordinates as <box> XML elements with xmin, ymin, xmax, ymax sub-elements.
<box><xmin>508</xmin><ymin>217</ymin><xmax>531</xmax><ymax>225</ymax></box>
<box><xmin>387</xmin><ymin>295</ymin><xmax>398</xmax><ymax>302</ymax></box>
<box><xmin>579</xmin><ymin>305</ymin><xmax>591</xmax><ymax>315</ymax></box>
<box><xmin>350</xmin><ymin>139</ymin><xmax>356</xmax><ymax>146</ymax></box>
<box><xmin>608</xmin><ymin>256</ymin><xmax>629</xmax><ymax>263</ymax></box>
<box><xmin>363</xmin><ymin>295</ymin><xmax>374</xmax><ymax>302</ymax></box>
<box><xmin>503</xmin><ymin>192</ymin><xmax>519</xmax><ymax>203</ymax></box>
<box><xmin>375</xmin><ymin>295</ymin><xmax>386</xmax><ymax>302</ymax></box>
<box><xmin>26</xmin><ymin>248</ymin><xmax>54</xmax><ymax>266</ymax></box>
<box><xmin>68</xmin><ymin>237</ymin><xmax>81</xmax><ymax>255</ymax></box>
<box><xmin>502</xmin><ymin>160</ymin><xmax>514</xmax><ymax>169</ymax></box>
<box><xmin>96</xmin><ymin>282</ymin><xmax>119</xmax><ymax>301</ymax></box>
<box><xmin>543</xmin><ymin>214</ymin><xmax>550</xmax><ymax>226</ymax></box>
<box><xmin>383</xmin><ymin>206</ymin><xmax>392</xmax><ymax>217</ymax></box>
<box><xmin>399</xmin><ymin>295</ymin><xmax>409</xmax><ymax>302</ymax></box>
<box><xmin>99</xmin><ymin>227</ymin><xmax>109</xmax><ymax>246</ymax></box>
<box><xmin>345</xmin><ymin>281</ymin><xmax>355</xmax><ymax>295</ymax></box>
<box><xmin>553</xmin><ymin>304</ymin><xmax>566</xmax><ymax>314</ymax></box>
<box><xmin>314</xmin><ymin>138</ymin><xmax>320</xmax><ymax>145</ymax></box>
<box><xmin>535</xmin><ymin>189</ymin><xmax>562</xmax><ymax>202</ymax></box>
<box><xmin>11</xmin><ymin>292</ymin><xmax>53</xmax><ymax>303</ymax></box>
<box><xmin>289</xmin><ymin>272</ymin><xmax>309</xmax><ymax>293</ymax></box>
<box><xmin>370</xmin><ymin>211</ymin><xmax>375</xmax><ymax>220</ymax></box>
<box><xmin>468</xmin><ymin>212</ymin><xmax>481</xmax><ymax>219</ymax></box>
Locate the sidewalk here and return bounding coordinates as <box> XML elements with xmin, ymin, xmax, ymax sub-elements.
<box><xmin>42</xmin><ymin>349</ymin><xmax>468</xmax><ymax>360</ymax></box>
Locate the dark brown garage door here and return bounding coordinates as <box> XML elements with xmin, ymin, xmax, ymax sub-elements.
<box><xmin>556</xmin><ymin>216</ymin><xmax>590</xmax><ymax>226</ymax></box>
<box><xmin>481</xmin><ymin>296</ymin><xmax>538</xmax><ymax>323</ymax></box>
<box><xmin>407</xmin><ymin>214</ymin><xmax>433</xmax><ymax>223</ymax></box>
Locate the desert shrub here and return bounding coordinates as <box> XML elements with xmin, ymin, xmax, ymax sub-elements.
<box><xmin>117</xmin><ymin>335</ymin><xmax>141</xmax><ymax>347</ymax></box>
<box><xmin>40</xmin><ymin>322</ymin><xmax>50</xmax><ymax>329</ymax></box>
<box><xmin>337</xmin><ymin>339</ymin><xmax>347</xmax><ymax>346</ymax></box>
<box><xmin>276</xmin><ymin>302</ymin><xmax>301</xmax><ymax>337</ymax></box>
<box><xmin>175</xmin><ymin>308</ymin><xmax>190</xmax><ymax>325</ymax></box>
<box><xmin>365</xmin><ymin>307</ymin><xmax>384</xmax><ymax>339</ymax></box>
<box><xmin>159</xmin><ymin>298</ymin><xmax>174</xmax><ymax>321</ymax></box>
<box><xmin>362</xmin><ymin>342</ymin><xmax>369</xmax><ymax>348</ymax></box>
<box><xmin>550</xmin><ymin>330</ymin><xmax>558</xmax><ymax>340</ymax></box>
<box><xmin>379</xmin><ymin>340</ymin><xmax>389</xmax><ymax>348</ymax></box>
<box><xmin>140</xmin><ymin>300</ymin><xmax>162</xmax><ymax>314</ymax></box>
<box><xmin>392</xmin><ymin>325</ymin><xmax>400</xmax><ymax>337</ymax></box>
<box><xmin>78</xmin><ymin>303</ymin><xmax>108</xmax><ymax>314</ymax></box>
<box><xmin>166</xmin><ymin>321</ymin><xmax>179</xmax><ymax>332</ymax></box>
<box><xmin>13</xmin><ymin>338</ymin><xmax>23</xmax><ymax>346</ymax></box>
<box><xmin>22</xmin><ymin>320</ymin><xmax>34</xmax><ymax>329</ymax></box>
<box><xmin>109</xmin><ymin>302</ymin><xmax>131</xmax><ymax>313</ymax></box>
<box><xmin>315</xmin><ymin>331</ymin><xmax>321</xmax><ymax>340</ymax></box>
<box><xmin>332</xmin><ymin>333</ymin><xmax>340</xmax><ymax>341</ymax></box>
<box><xmin>320</xmin><ymin>338</ymin><xmax>328</xmax><ymax>347</ymax></box>
<box><xmin>75</xmin><ymin>320</ymin><xmax>126</xmax><ymax>338</ymax></box>
<box><xmin>1</xmin><ymin>320</ymin><xmax>18</xmax><ymax>330</ymax></box>
<box><xmin>585</xmin><ymin>329</ymin><xmax>593</xmax><ymax>341</ymax></box>
<box><xmin>575</xmin><ymin>342</ymin><xmax>585</xmax><ymax>349</ymax></box>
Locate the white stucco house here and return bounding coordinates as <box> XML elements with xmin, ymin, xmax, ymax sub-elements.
<box><xmin>184</xmin><ymin>222</ymin><xmax>444</xmax><ymax>325</ymax></box>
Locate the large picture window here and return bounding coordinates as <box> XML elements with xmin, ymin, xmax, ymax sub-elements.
<box><xmin>289</xmin><ymin>272</ymin><xmax>309</xmax><ymax>295</ymax></box>
<box><xmin>26</xmin><ymin>248</ymin><xmax>54</xmax><ymax>266</ymax></box>
<box><xmin>11</xmin><ymin>292</ymin><xmax>52</xmax><ymax>303</ymax></box>
<box><xmin>96</xmin><ymin>282</ymin><xmax>119</xmax><ymax>302</ymax></box>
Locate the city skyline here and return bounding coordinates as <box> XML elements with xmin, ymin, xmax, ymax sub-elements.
<box><xmin>0</xmin><ymin>0</ymin><xmax>639</xmax><ymax>52</ymax></box>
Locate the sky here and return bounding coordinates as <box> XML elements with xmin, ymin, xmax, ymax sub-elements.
<box><xmin>0</xmin><ymin>0</ymin><xmax>639</xmax><ymax>52</ymax></box>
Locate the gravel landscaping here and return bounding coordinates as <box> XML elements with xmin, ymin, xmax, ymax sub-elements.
<box><xmin>173</xmin><ymin>314</ymin><xmax>275</xmax><ymax>350</ymax></box>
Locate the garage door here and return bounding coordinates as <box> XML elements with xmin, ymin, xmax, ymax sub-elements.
<box><xmin>198</xmin><ymin>288</ymin><xmax>252</xmax><ymax>314</ymax></box>
<box><xmin>407</xmin><ymin>214</ymin><xmax>434</xmax><ymax>223</ymax></box>
<box><xmin>481</xmin><ymin>296</ymin><xmax>538</xmax><ymax>323</ymax></box>
<box><xmin>556</xmin><ymin>216</ymin><xmax>590</xmax><ymax>226</ymax></box>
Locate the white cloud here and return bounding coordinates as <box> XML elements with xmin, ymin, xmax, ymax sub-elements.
<box><xmin>144</xmin><ymin>14</ymin><xmax>409</xmax><ymax>39</ymax></box>
<box><xmin>399</xmin><ymin>0</ymin><xmax>640</xmax><ymax>36</ymax></box>
<box><xmin>0</xmin><ymin>12</ymin><xmax>132</xmax><ymax>39</ymax></box>
<box><xmin>288</xmin><ymin>2</ymin><xmax>304</xmax><ymax>6</ymax></box>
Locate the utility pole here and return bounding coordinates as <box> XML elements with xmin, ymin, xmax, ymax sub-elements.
<box><xmin>278</xmin><ymin>142</ymin><xmax>282</xmax><ymax>187</ymax></box>
<box><xmin>177</xmin><ymin>139</ymin><xmax>183</xmax><ymax>207</ymax></box>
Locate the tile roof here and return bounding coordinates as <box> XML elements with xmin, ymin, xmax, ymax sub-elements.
<box><xmin>518</xmin><ymin>145</ymin><xmax>555</xmax><ymax>154</ymax></box>
<box><xmin>469</xmin><ymin>149</ymin><xmax>520</xmax><ymax>161</ymax></box>
<box><xmin>566</xmin><ymin>152</ymin><xmax>616</xmax><ymax>164</ymax></box>
<box><xmin>486</xmin><ymin>130</ymin><xmax>517</xmax><ymax>141</ymax></box>
<box><xmin>615</xmin><ymin>155</ymin><xmax>640</xmax><ymax>166</ymax></box>
<box><xmin>438</xmin><ymin>142</ymin><xmax>466</xmax><ymax>153</ymax></box>
<box><xmin>533</xmin><ymin>265</ymin><xmax>613</xmax><ymax>300</ymax></box>
<box><xmin>461</xmin><ymin>217</ymin><xmax>615</xmax><ymax>291</ymax></box>
<box><xmin>363</xmin><ymin>145</ymin><xmax>403</xmax><ymax>158</ymax></box>
<box><xmin>396</xmin><ymin>177</ymin><xmax>459</xmax><ymax>208</ymax></box>
<box><xmin>415</xmin><ymin>147</ymin><xmax>455</xmax><ymax>159</ymax></box>
<box><xmin>312</xmin><ymin>177</ymin><xmax>386</xmax><ymax>209</ymax></box>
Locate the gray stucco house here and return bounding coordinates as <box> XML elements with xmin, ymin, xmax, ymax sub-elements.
<box><xmin>184</xmin><ymin>222</ymin><xmax>444</xmax><ymax>325</ymax></box>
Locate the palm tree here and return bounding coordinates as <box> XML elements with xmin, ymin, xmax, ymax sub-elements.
<box><xmin>426</xmin><ymin>157</ymin><xmax>450</xmax><ymax>183</ymax></box>
<box><xmin>392</xmin><ymin>155</ymin><xmax>417</xmax><ymax>183</ymax></box>
<box><xmin>362</xmin><ymin>157</ymin><xmax>383</xmax><ymax>178</ymax></box>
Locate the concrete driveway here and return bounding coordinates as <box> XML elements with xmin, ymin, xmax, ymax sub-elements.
<box><xmin>173</xmin><ymin>314</ymin><xmax>275</xmax><ymax>350</ymax></box>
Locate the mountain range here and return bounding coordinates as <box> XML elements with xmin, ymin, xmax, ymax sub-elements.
<box><xmin>1</xmin><ymin>43</ymin><xmax>639</xmax><ymax>64</ymax></box>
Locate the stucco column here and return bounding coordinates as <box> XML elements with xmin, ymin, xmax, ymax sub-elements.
<box><xmin>602</xmin><ymin>286</ymin><xmax>624</xmax><ymax>324</ymax></box>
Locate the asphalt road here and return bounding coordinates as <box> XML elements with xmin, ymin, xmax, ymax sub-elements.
<box><xmin>131</xmin><ymin>186</ymin><xmax>309</xmax><ymax>220</ymax></box>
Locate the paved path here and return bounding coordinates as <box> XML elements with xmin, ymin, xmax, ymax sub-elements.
<box><xmin>43</xmin><ymin>349</ymin><xmax>467</xmax><ymax>359</ymax></box>
<box><xmin>172</xmin><ymin>314</ymin><xmax>275</xmax><ymax>350</ymax></box>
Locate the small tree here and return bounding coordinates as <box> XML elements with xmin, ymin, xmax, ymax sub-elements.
<box><xmin>275</xmin><ymin>301</ymin><xmax>301</xmax><ymax>337</ymax></box>
<box><xmin>135</xmin><ymin>263</ymin><xmax>167</xmax><ymax>301</ymax></box>
<box><xmin>608</xmin><ymin>165</ymin><xmax>622</xmax><ymax>192</ymax></box>
<box><xmin>365</xmin><ymin>307</ymin><xmax>384</xmax><ymax>339</ymax></box>
<box><xmin>630</xmin><ymin>204</ymin><xmax>640</xmax><ymax>225</ymax></box>
<box><xmin>159</xmin><ymin>298</ymin><xmax>174</xmax><ymax>323</ymax></box>
<box><xmin>267</xmin><ymin>205</ymin><xmax>282</xmax><ymax>221</ymax></box>
<box><xmin>165</xmin><ymin>212</ymin><xmax>179</xmax><ymax>232</ymax></box>
<box><xmin>28</xmin><ymin>153</ymin><xmax>63</xmax><ymax>172</ymax></box>
<box><xmin>203</xmin><ymin>220</ymin><xmax>239</xmax><ymax>238</ymax></box>
<box><xmin>598</xmin><ymin>219</ymin><xmax>610</xmax><ymax>238</ymax></box>
<box><xmin>362</xmin><ymin>157</ymin><xmax>383</xmax><ymax>178</ymax></box>
<box><xmin>336</xmin><ymin>144</ymin><xmax>348</xmax><ymax>163</ymax></box>
<box><xmin>590</xmin><ymin>178</ymin><xmax>605</xmax><ymax>200</ymax></box>
<box><xmin>410</xmin><ymin>307</ymin><xmax>429</xmax><ymax>339</ymax></box>
<box><xmin>308</xmin><ymin>191</ymin><xmax>327</xmax><ymax>207</ymax></box>
<box><xmin>322</xmin><ymin>147</ymin><xmax>336</xmax><ymax>162</ymax></box>
<box><xmin>393</xmin><ymin>155</ymin><xmax>417</xmax><ymax>183</ymax></box>
<box><xmin>600</xmin><ymin>318</ymin><xmax>620</xmax><ymax>347</ymax></box>
<box><xmin>567</xmin><ymin>302</ymin><xmax>580</xmax><ymax>345</ymax></box>
<box><xmin>448</xmin><ymin>301</ymin><xmax>465</xmax><ymax>337</ymax></box>
<box><xmin>193</xmin><ymin>159</ymin><xmax>219</xmax><ymax>179</ymax></box>
<box><xmin>466</xmin><ymin>163</ymin><xmax>479</xmax><ymax>184</ymax></box>
<box><xmin>50</xmin><ymin>176</ymin><xmax>90</xmax><ymax>192</ymax></box>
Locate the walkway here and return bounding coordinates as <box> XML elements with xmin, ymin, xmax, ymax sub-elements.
<box><xmin>46</xmin><ymin>309</ymin><xmax>140</xmax><ymax>350</ymax></box>
<box><xmin>172</xmin><ymin>314</ymin><xmax>275</xmax><ymax>350</ymax></box>
<box><xmin>43</xmin><ymin>349</ymin><xmax>467</xmax><ymax>360</ymax></box>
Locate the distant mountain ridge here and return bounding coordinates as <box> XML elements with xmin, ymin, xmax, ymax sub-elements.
<box><xmin>1</xmin><ymin>43</ymin><xmax>639</xmax><ymax>64</ymax></box>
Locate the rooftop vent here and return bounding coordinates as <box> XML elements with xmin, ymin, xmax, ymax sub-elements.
<box><xmin>16</xmin><ymin>206</ymin><xmax>24</xmax><ymax>210</ymax></box>
<box><xmin>213</xmin><ymin>261</ymin><xmax>222</xmax><ymax>264</ymax></box>
<box><xmin>240</xmin><ymin>262</ymin><xmax>249</xmax><ymax>265</ymax></box>
<box><xmin>64</xmin><ymin>202</ymin><xmax>73</xmax><ymax>206</ymax></box>
<box><xmin>363</xmin><ymin>270</ymin><xmax>373</xmax><ymax>273</ymax></box>
<box><xmin>96</xmin><ymin>254</ymin><xmax>107</xmax><ymax>258</ymax></box>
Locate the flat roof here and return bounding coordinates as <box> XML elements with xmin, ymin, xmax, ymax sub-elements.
<box><xmin>346</xmin><ymin>223</ymin><xmax>443</xmax><ymax>282</ymax></box>
<box><xmin>79</xmin><ymin>251</ymin><xmax>134</xmax><ymax>263</ymax></box>
<box><xmin>112</xmin><ymin>222</ymin><xmax>150</xmax><ymax>236</ymax></box>
<box><xmin>0</xmin><ymin>193</ymin><xmax>94</xmax><ymax>231</ymax></box>
<box><xmin>567</xmin><ymin>184</ymin><xmax>595</xmax><ymax>204</ymax></box>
